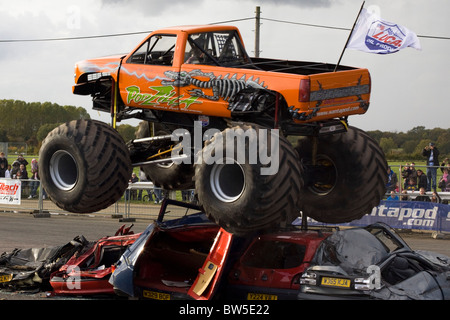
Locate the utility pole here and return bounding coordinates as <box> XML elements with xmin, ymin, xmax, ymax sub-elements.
<box><xmin>255</xmin><ymin>6</ymin><xmax>261</xmax><ymax>58</ymax></box>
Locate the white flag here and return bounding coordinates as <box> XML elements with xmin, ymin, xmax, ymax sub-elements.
<box><xmin>347</xmin><ymin>8</ymin><xmax>421</xmax><ymax>54</ymax></box>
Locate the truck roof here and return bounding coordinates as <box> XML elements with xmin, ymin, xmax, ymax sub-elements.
<box><xmin>154</xmin><ymin>25</ymin><xmax>239</xmax><ymax>34</ymax></box>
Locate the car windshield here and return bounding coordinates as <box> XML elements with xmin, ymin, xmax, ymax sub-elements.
<box><xmin>185</xmin><ymin>31</ymin><xmax>251</xmax><ymax>66</ymax></box>
<box><xmin>365</xmin><ymin>225</ymin><xmax>406</xmax><ymax>253</ymax></box>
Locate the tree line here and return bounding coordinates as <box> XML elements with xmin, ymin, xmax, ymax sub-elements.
<box><xmin>0</xmin><ymin>100</ymin><xmax>136</xmax><ymax>154</ymax></box>
<box><xmin>1</xmin><ymin>99</ymin><xmax>449</xmax><ymax>160</ymax></box>
<box><xmin>368</xmin><ymin>126</ymin><xmax>450</xmax><ymax>161</ymax></box>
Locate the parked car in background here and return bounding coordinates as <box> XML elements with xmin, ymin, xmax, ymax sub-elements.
<box><xmin>298</xmin><ymin>223</ymin><xmax>450</xmax><ymax>300</ymax></box>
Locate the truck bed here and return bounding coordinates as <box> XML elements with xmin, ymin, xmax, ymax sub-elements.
<box><xmin>249</xmin><ymin>57</ymin><xmax>355</xmax><ymax>75</ymax></box>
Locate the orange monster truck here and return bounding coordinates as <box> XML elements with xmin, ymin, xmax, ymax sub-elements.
<box><xmin>39</xmin><ymin>25</ymin><xmax>387</xmax><ymax>235</ymax></box>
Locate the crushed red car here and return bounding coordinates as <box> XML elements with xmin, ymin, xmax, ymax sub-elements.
<box><xmin>49</xmin><ymin>225</ymin><xmax>140</xmax><ymax>296</ymax></box>
<box><xmin>225</xmin><ymin>230</ymin><xmax>330</xmax><ymax>300</ymax></box>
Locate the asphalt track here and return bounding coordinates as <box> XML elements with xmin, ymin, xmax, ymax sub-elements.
<box><xmin>0</xmin><ymin>211</ymin><xmax>449</xmax><ymax>301</ymax></box>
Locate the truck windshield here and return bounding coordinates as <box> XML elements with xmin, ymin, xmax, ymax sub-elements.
<box><xmin>128</xmin><ymin>34</ymin><xmax>177</xmax><ymax>66</ymax></box>
<box><xmin>185</xmin><ymin>31</ymin><xmax>251</xmax><ymax>67</ymax></box>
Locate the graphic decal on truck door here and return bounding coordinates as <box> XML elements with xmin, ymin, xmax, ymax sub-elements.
<box><xmin>162</xmin><ymin>69</ymin><xmax>267</xmax><ymax>101</ymax></box>
<box><xmin>125</xmin><ymin>85</ymin><xmax>199</xmax><ymax>109</ymax></box>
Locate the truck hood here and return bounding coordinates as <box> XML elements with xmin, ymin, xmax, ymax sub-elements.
<box><xmin>74</xmin><ymin>54</ymin><xmax>126</xmax><ymax>83</ymax></box>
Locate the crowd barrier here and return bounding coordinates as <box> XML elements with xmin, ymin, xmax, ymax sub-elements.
<box><xmin>0</xmin><ymin>178</ymin><xmax>193</xmax><ymax>221</ymax></box>
<box><xmin>304</xmin><ymin>200</ymin><xmax>450</xmax><ymax>234</ymax></box>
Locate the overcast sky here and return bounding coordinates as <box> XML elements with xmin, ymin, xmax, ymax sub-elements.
<box><xmin>0</xmin><ymin>0</ymin><xmax>448</xmax><ymax>132</ymax></box>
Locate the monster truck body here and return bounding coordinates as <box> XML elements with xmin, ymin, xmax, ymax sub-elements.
<box><xmin>39</xmin><ymin>25</ymin><xmax>387</xmax><ymax>235</ymax></box>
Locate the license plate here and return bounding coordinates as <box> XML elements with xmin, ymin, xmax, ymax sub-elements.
<box><xmin>143</xmin><ymin>290</ymin><xmax>171</xmax><ymax>300</ymax></box>
<box><xmin>247</xmin><ymin>293</ymin><xmax>278</xmax><ymax>300</ymax></box>
<box><xmin>0</xmin><ymin>274</ymin><xmax>13</xmax><ymax>283</ymax></box>
<box><xmin>321</xmin><ymin>277</ymin><xmax>351</xmax><ymax>288</ymax></box>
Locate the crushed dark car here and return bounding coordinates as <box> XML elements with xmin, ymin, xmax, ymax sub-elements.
<box><xmin>0</xmin><ymin>235</ymin><xmax>89</xmax><ymax>291</ymax></box>
<box><xmin>298</xmin><ymin>222</ymin><xmax>450</xmax><ymax>300</ymax></box>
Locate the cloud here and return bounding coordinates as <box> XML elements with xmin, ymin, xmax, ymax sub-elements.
<box><xmin>248</xmin><ymin>0</ymin><xmax>337</xmax><ymax>8</ymax></box>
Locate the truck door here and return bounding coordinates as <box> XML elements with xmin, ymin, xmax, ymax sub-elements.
<box><xmin>118</xmin><ymin>34</ymin><xmax>180</xmax><ymax>112</ymax></box>
<box><xmin>188</xmin><ymin>228</ymin><xmax>233</xmax><ymax>300</ymax></box>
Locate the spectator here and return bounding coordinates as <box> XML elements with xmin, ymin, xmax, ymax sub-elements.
<box><xmin>405</xmin><ymin>178</ymin><xmax>417</xmax><ymax>191</ymax></box>
<box><xmin>18</xmin><ymin>164</ymin><xmax>28</xmax><ymax>179</ymax></box>
<box><xmin>422</xmin><ymin>142</ymin><xmax>439</xmax><ymax>191</ymax></box>
<box><xmin>401</xmin><ymin>163</ymin><xmax>411</xmax><ymax>189</ymax></box>
<box><xmin>0</xmin><ymin>152</ymin><xmax>7</xmax><ymax>177</ymax></box>
<box><xmin>0</xmin><ymin>162</ymin><xmax>5</xmax><ymax>178</ymax></box>
<box><xmin>400</xmin><ymin>190</ymin><xmax>409</xmax><ymax>201</ymax></box>
<box><xmin>386</xmin><ymin>166</ymin><xmax>398</xmax><ymax>192</ymax></box>
<box><xmin>11</xmin><ymin>160</ymin><xmax>20</xmax><ymax>178</ymax></box>
<box><xmin>153</xmin><ymin>185</ymin><xmax>163</xmax><ymax>204</ymax></box>
<box><xmin>16</xmin><ymin>154</ymin><xmax>29</xmax><ymax>167</ymax></box>
<box><xmin>386</xmin><ymin>190</ymin><xmax>399</xmax><ymax>201</ymax></box>
<box><xmin>137</xmin><ymin>168</ymin><xmax>152</xmax><ymax>201</ymax></box>
<box><xmin>441</xmin><ymin>158</ymin><xmax>450</xmax><ymax>173</ymax></box>
<box><xmin>416</xmin><ymin>169</ymin><xmax>427</xmax><ymax>191</ymax></box>
<box><xmin>414</xmin><ymin>187</ymin><xmax>430</xmax><ymax>202</ymax></box>
<box><xmin>126</xmin><ymin>172</ymin><xmax>139</xmax><ymax>201</ymax></box>
<box><xmin>28</xmin><ymin>159</ymin><xmax>46</xmax><ymax>199</ymax></box>
<box><xmin>4</xmin><ymin>164</ymin><xmax>11</xmax><ymax>178</ymax></box>
<box><xmin>430</xmin><ymin>191</ymin><xmax>441</xmax><ymax>203</ymax></box>
<box><xmin>438</xmin><ymin>167</ymin><xmax>449</xmax><ymax>192</ymax></box>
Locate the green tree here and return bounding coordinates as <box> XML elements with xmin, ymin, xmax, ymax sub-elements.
<box><xmin>379</xmin><ymin>137</ymin><xmax>397</xmax><ymax>155</ymax></box>
<box><xmin>117</xmin><ymin>124</ymin><xmax>137</xmax><ymax>142</ymax></box>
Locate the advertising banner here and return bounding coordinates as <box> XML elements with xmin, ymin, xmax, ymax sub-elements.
<box><xmin>0</xmin><ymin>179</ymin><xmax>21</xmax><ymax>205</ymax></box>
<box><xmin>305</xmin><ymin>201</ymin><xmax>450</xmax><ymax>233</ymax></box>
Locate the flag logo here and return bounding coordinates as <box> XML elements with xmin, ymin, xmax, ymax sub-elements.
<box><xmin>366</xmin><ymin>21</ymin><xmax>405</xmax><ymax>52</ymax></box>
<box><xmin>347</xmin><ymin>8</ymin><xmax>421</xmax><ymax>54</ymax></box>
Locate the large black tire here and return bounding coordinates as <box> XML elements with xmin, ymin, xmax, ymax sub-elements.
<box><xmin>134</xmin><ymin>121</ymin><xmax>194</xmax><ymax>190</ymax></box>
<box><xmin>39</xmin><ymin>119</ymin><xmax>132</xmax><ymax>213</ymax></box>
<box><xmin>195</xmin><ymin>124</ymin><xmax>302</xmax><ymax>235</ymax></box>
<box><xmin>295</xmin><ymin>126</ymin><xmax>387</xmax><ymax>223</ymax></box>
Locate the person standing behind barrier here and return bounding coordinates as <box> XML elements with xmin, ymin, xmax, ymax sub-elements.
<box><xmin>387</xmin><ymin>190</ymin><xmax>399</xmax><ymax>201</ymax></box>
<box><xmin>137</xmin><ymin>169</ymin><xmax>152</xmax><ymax>201</ymax></box>
<box><xmin>430</xmin><ymin>191</ymin><xmax>441</xmax><ymax>203</ymax></box>
<box><xmin>4</xmin><ymin>164</ymin><xmax>11</xmax><ymax>178</ymax></box>
<box><xmin>11</xmin><ymin>160</ymin><xmax>20</xmax><ymax>178</ymax></box>
<box><xmin>405</xmin><ymin>178</ymin><xmax>417</xmax><ymax>191</ymax></box>
<box><xmin>416</xmin><ymin>169</ymin><xmax>428</xmax><ymax>191</ymax></box>
<box><xmin>0</xmin><ymin>152</ymin><xmax>7</xmax><ymax>177</ymax></box>
<box><xmin>28</xmin><ymin>159</ymin><xmax>46</xmax><ymax>199</ymax></box>
<box><xmin>422</xmin><ymin>142</ymin><xmax>439</xmax><ymax>191</ymax></box>
<box><xmin>414</xmin><ymin>187</ymin><xmax>431</xmax><ymax>202</ymax></box>
<box><xmin>439</xmin><ymin>167</ymin><xmax>449</xmax><ymax>192</ymax></box>
<box><xmin>153</xmin><ymin>185</ymin><xmax>162</xmax><ymax>204</ymax></box>
<box><xmin>18</xmin><ymin>164</ymin><xmax>28</xmax><ymax>179</ymax></box>
<box><xmin>400</xmin><ymin>190</ymin><xmax>409</xmax><ymax>201</ymax></box>
<box><xmin>0</xmin><ymin>162</ymin><xmax>6</xmax><ymax>178</ymax></box>
<box><xmin>16</xmin><ymin>154</ymin><xmax>29</xmax><ymax>167</ymax></box>
<box><xmin>386</xmin><ymin>166</ymin><xmax>398</xmax><ymax>192</ymax></box>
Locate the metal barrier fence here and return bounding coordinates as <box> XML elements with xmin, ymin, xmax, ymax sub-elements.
<box><xmin>1</xmin><ymin>162</ymin><xmax>449</xmax><ymax>222</ymax></box>
<box><xmin>0</xmin><ymin>179</ymin><xmax>195</xmax><ymax>222</ymax></box>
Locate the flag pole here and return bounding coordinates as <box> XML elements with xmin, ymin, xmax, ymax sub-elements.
<box><xmin>334</xmin><ymin>1</ymin><xmax>365</xmax><ymax>72</ymax></box>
